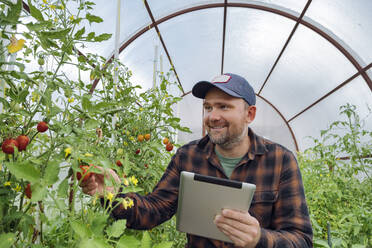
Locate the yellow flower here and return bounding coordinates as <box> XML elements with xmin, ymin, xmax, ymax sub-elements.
<box><xmin>7</xmin><ymin>35</ymin><xmax>26</xmax><ymax>54</ymax></box>
<box><xmin>60</xmin><ymin>5</ymin><xmax>64</xmax><ymax>10</ymax></box>
<box><xmin>54</xmin><ymin>18</ymin><xmax>58</xmax><ymax>22</ymax></box>
<box><xmin>64</xmin><ymin>147</ymin><xmax>72</xmax><ymax>158</ymax></box>
<box><xmin>68</xmin><ymin>97</ymin><xmax>74</xmax><ymax>103</ymax></box>
<box><xmin>69</xmin><ymin>15</ymin><xmax>74</xmax><ymax>21</ymax></box>
<box><xmin>14</xmin><ymin>185</ymin><xmax>21</xmax><ymax>192</ymax></box>
<box><xmin>139</xmin><ymin>108</ymin><xmax>143</xmax><ymax>111</ymax></box>
<box><xmin>123</xmin><ymin>141</ymin><xmax>128</xmax><ymax>146</ymax></box>
<box><xmin>122</xmin><ymin>197</ymin><xmax>134</xmax><ymax>209</ymax></box>
<box><xmin>42</xmin><ymin>0</ymin><xmax>47</xmax><ymax>3</ymax></box>
<box><xmin>84</xmin><ymin>153</ymin><xmax>93</xmax><ymax>157</ymax></box>
<box><xmin>106</xmin><ymin>192</ymin><xmax>114</xmax><ymax>202</ymax></box>
<box><xmin>31</xmin><ymin>91</ymin><xmax>40</xmax><ymax>102</ymax></box>
<box><xmin>320</xmin><ymin>174</ymin><xmax>322</xmax><ymax>177</ymax></box>
<box><xmin>123</xmin><ymin>178</ymin><xmax>129</xmax><ymax>186</ymax></box>
<box><xmin>129</xmin><ymin>136</ymin><xmax>135</xmax><ymax>141</ymax></box>
<box><xmin>49</xmin><ymin>5</ymin><xmax>56</xmax><ymax>10</ymax></box>
<box><xmin>4</xmin><ymin>181</ymin><xmax>11</xmax><ymax>187</ymax></box>
<box><xmin>92</xmin><ymin>195</ymin><xmax>98</xmax><ymax>205</ymax></box>
<box><xmin>130</xmin><ymin>176</ymin><xmax>138</xmax><ymax>186</ymax></box>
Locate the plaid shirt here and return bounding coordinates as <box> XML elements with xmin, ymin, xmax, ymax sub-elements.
<box><xmin>112</xmin><ymin>128</ymin><xmax>313</xmax><ymax>247</ymax></box>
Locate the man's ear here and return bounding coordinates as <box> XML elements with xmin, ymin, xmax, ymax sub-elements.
<box><xmin>247</xmin><ymin>105</ymin><xmax>256</xmax><ymax>124</ymax></box>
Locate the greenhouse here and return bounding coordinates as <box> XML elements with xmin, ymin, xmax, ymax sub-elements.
<box><xmin>0</xmin><ymin>0</ymin><xmax>371</xmax><ymax>247</ymax></box>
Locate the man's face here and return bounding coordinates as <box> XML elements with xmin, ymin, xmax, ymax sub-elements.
<box><xmin>203</xmin><ymin>88</ymin><xmax>255</xmax><ymax>149</ymax></box>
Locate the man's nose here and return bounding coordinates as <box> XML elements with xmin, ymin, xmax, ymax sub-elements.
<box><xmin>206</xmin><ymin>108</ymin><xmax>221</xmax><ymax>121</ymax></box>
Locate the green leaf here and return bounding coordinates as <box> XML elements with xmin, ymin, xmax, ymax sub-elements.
<box><xmin>117</xmin><ymin>235</ymin><xmax>140</xmax><ymax>248</ymax></box>
<box><xmin>0</xmin><ymin>233</ymin><xmax>15</xmax><ymax>248</ymax></box>
<box><xmin>40</xmin><ymin>28</ymin><xmax>71</xmax><ymax>39</ymax></box>
<box><xmin>5</xmin><ymin>161</ymin><xmax>40</xmax><ymax>183</ymax></box>
<box><xmin>153</xmin><ymin>242</ymin><xmax>173</xmax><ymax>248</ymax></box>
<box><xmin>5</xmin><ymin>0</ymin><xmax>22</xmax><ymax>23</ymax></box>
<box><xmin>82</xmin><ymin>94</ymin><xmax>93</xmax><ymax>111</ymax></box>
<box><xmin>39</xmin><ymin>36</ymin><xmax>59</xmax><ymax>49</ymax></box>
<box><xmin>30</xmin><ymin>181</ymin><xmax>48</xmax><ymax>202</ymax></box>
<box><xmin>71</xmin><ymin>220</ymin><xmax>92</xmax><ymax>239</ymax></box>
<box><xmin>74</xmin><ymin>27</ymin><xmax>85</xmax><ymax>39</ymax></box>
<box><xmin>0</xmin><ymin>97</ymin><xmax>10</xmax><ymax>109</ymax></box>
<box><xmin>43</xmin><ymin>160</ymin><xmax>60</xmax><ymax>185</ymax></box>
<box><xmin>17</xmin><ymin>88</ymin><xmax>29</xmax><ymax>102</ymax></box>
<box><xmin>94</xmin><ymin>33</ymin><xmax>112</xmax><ymax>42</ymax></box>
<box><xmin>87</xmin><ymin>32</ymin><xmax>95</xmax><ymax>41</ymax></box>
<box><xmin>91</xmin><ymin>213</ymin><xmax>109</xmax><ymax>237</ymax></box>
<box><xmin>86</xmin><ymin>13</ymin><xmax>103</xmax><ymax>24</ymax></box>
<box><xmin>26</xmin><ymin>21</ymin><xmax>52</xmax><ymax>31</ymax></box>
<box><xmin>57</xmin><ymin>179</ymin><xmax>69</xmax><ymax>197</ymax></box>
<box><xmin>80</xmin><ymin>238</ymin><xmax>110</xmax><ymax>248</ymax></box>
<box><xmin>85</xmin><ymin>118</ymin><xmax>99</xmax><ymax>130</ymax></box>
<box><xmin>141</xmin><ymin>231</ymin><xmax>151</xmax><ymax>248</ymax></box>
<box><xmin>28</xmin><ymin>0</ymin><xmax>44</xmax><ymax>21</ymax></box>
<box><xmin>107</xmin><ymin>219</ymin><xmax>126</xmax><ymax>238</ymax></box>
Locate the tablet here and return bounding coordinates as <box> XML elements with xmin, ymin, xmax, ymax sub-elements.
<box><xmin>176</xmin><ymin>171</ymin><xmax>256</xmax><ymax>243</ymax></box>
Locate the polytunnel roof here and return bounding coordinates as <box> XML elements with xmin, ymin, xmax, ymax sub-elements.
<box><xmin>52</xmin><ymin>0</ymin><xmax>372</xmax><ymax>153</ymax></box>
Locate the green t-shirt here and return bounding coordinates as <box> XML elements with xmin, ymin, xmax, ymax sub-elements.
<box><xmin>215</xmin><ymin>148</ymin><xmax>244</xmax><ymax>178</ymax></box>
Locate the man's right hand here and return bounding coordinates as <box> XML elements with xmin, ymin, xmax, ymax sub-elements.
<box><xmin>79</xmin><ymin>166</ymin><xmax>121</xmax><ymax>197</ymax></box>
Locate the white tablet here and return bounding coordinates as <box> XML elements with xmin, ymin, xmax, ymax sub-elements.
<box><xmin>176</xmin><ymin>171</ymin><xmax>256</xmax><ymax>243</ymax></box>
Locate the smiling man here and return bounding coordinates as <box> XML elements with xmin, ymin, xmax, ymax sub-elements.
<box><xmin>81</xmin><ymin>73</ymin><xmax>313</xmax><ymax>247</ymax></box>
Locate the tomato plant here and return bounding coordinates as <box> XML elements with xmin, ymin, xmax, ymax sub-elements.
<box><xmin>298</xmin><ymin>104</ymin><xmax>372</xmax><ymax>247</ymax></box>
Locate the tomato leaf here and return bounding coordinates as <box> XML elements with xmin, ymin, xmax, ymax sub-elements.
<box><xmin>0</xmin><ymin>233</ymin><xmax>15</xmax><ymax>248</ymax></box>
<box><xmin>71</xmin><ymin>220</ymin><xmax>92</xmax><ymax>239</ymax></box>
<box><xmin>74</xmin><ymin>27</ymin><xmax>85</xmax><ymax>39</ymax></box>
<box><xmin>106</xmin><ymin>219</ymin><xmax>126</xmax><ymax>238</ymax></box>
<box><xmin>117</xmin><ymin>235</ymin><xmax>140</xmax><ymax>248</ymax></box>
<box><xmin>44</xmin><ymin>160</ymin><xmax>60</xmax><ymax>185</ymax></box>
<box><xmin>27</xmin><ymin>0</ymin><xmax>44</xmax><ymax>21</ymax></box>
<box><xmin>141</xmin><ymin>231</ymin><xmax>151</xmax><ymax>248</ymax></box>
<box><xmin>40</xmin><ymin>28</ymin><xmax>71</xmax><ymax>39</ymax></box>
<box><xmin>5</xmin><ymin>161</ymin><xmax>40</xmax><ymax>183</ymax></box>
<box><xmin>94</xmin><ymin>33</ymin><xmax>112</xmax><ymax>42</ymax></box>
<box><xmin>85</xmin><ymin>13</ymin><xmax>103</xmax><ymax>24</ymax></box>
<box><xmin>30</xmin><ymin>181</ymin><xmax>48</xmax><ymax>202</ymax></box>
<box><xmin>153</xmin><ymin>242</ymin><xmax>173</xmax><ymax>248</ymax></box>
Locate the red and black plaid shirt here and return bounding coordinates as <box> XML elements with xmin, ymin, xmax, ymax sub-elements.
<box><xmin>112</xmin><ymin>128</ymin><xmax>313</xmax><ymax>247</ymax></box>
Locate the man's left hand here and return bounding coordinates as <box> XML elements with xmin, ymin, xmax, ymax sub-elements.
<box><xmin>214</xmin><ymin>209</ymin><xmax>261</xmax><ymax>248</ymax></box>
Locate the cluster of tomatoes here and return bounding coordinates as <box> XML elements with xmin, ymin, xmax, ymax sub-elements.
<box><xmin>162</xmin><ymin>137</ymin><xmax>174</xmax><ymax>151</ymax></box>
<box><xmin>1</xmin><ymin>121</ymin><xmax>48</xmax><ymax>154</ymax></box>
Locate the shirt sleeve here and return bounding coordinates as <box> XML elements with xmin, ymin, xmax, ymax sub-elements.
<box><xmin>109</xmin><ymin>152</ymin><xmax>181</xmax><ymax>230</ymax></box>
<box><xmin>256</xmin><ymin>150</ymin><xmax>313</xmax><ymax>247</ymax></box>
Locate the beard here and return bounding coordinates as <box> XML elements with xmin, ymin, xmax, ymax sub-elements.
<box><xmin>207</xmin><ymin>121</ymin><xmax>248</xmax><ymax>149</ymax></box>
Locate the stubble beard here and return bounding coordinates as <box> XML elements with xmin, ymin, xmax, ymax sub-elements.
<box><xmin>207</xmin><ymin>123</ymin><xmax>248</xmax><ymax>150</ymax></box>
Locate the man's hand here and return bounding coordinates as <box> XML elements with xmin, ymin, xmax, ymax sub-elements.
<box><xmin>214</xmin><ymin>209</ymin><xmax>261</xmax><ymax>248</ymax></box>
<box><xmin>79</xmin><ymin>166</ymin><xmax>121</xmax><ymax>197</ymax></box>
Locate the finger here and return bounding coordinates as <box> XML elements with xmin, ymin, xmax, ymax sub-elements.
<box><xmin>221</xmin><ymin>209</ymin><xmax>255</xmax><ymax>225</ymax></box>
<box><xmin>218</xmin><ymin>224</ymin><xmax>247</xmax><ymax>247</ymax></box>
<box><xmin>215</xmin><ymin>215</ymin><xmax>249</xmax><ymax>234</ymax></box>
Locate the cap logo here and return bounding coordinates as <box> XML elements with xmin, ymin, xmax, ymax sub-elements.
<box><xmin>211</xmin><ymin>74</ymin><xmax>231</xmax><ymax>84</ymax></box>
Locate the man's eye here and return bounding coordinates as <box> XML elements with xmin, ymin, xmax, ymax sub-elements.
<box><xmin>204</xmin><ymin>106</ymin><xmax>212</xmax><ymax>111</ymax></box>
<box><xmin>220</xmin><ymin>105</ymin><xmax>228</xmax><ymax>109</ymax></box>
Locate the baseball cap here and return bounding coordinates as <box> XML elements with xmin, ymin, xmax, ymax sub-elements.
<box><xmin>192</xmin><ymin>73</ymin><xmax>256</xmax><ymax>105</ymax></box>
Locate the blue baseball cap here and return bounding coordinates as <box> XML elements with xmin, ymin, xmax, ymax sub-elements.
<box><xmin>192</xmin><ymin>73</ymin><xmax>256</xmax><ymax>105</ymax></box>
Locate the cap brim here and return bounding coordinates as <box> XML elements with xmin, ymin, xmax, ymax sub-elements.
<box><xmin>192</xmin><ymin>81</ymin><xmax>242</xmax><ymax>100</ymax></box>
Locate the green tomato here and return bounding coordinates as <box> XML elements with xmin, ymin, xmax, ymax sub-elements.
<box><xmin>117</xmin><ymin>148</ymin><xmax>124</xmax><ymax>156</ymax></box>
<box><xmin>38</xmin><ymin>58</ymin><xmax>45</xmax><ymax>66</ymax></box>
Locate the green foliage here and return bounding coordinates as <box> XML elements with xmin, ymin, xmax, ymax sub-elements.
<box><xmin>298</xmin><ymin>104</ymin><xmax>372</xmax><ymax>247</ymax></box>
<box><xmin>0</xmin><ymin>0</ymin><xmax>189</xmax><ymax>247</ymax></box>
